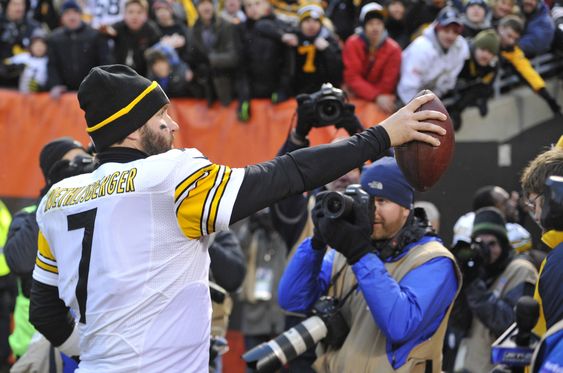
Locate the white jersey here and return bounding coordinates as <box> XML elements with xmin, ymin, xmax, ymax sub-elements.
<box><xmin>33</xmin><ymin>148</ymin><xmax>244</xmax><ymax>372</ymax></box>
<box><xmin>398</xmin><ymin>24</ymin><xmax>469</xmax><ymax>103</ymax></box>
<box><xmin>87</xmin><ymin>0</ymin><xmax>125</xmax><ymax>29</ymax></box>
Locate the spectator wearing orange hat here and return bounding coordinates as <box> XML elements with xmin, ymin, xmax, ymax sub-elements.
<box><xmin>343</xmin><ymin>3</ymin><xmax>402</xmax><ymax>114</ymax></box>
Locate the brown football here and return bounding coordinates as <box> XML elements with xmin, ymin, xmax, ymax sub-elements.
<box><xmin>395</xmin><ymin>90</ymin><xmax>455</xmax><ymax>192</ymax></box>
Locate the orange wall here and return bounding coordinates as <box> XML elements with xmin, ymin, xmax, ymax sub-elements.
<box><xmin>0</xmin><ymin>89</ymin><xmax>387</xmax><ymax>198</ymax></box>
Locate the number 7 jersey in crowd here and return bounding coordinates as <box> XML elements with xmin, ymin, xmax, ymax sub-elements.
<box><xmin>33</xmin><ymin>148</ymin><xmax>245</xmax><ymax>372</ymax></box>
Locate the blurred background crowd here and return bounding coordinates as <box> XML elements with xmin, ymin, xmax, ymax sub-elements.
<box><xmin>1</xmin><ymin>0</ymin><xmax>563</xmax><ymax>371</ymax></box>
<box><xmin>0</xmin><ymin>0</ymin><xmax>562</xmax><ymax>127</ymax></box>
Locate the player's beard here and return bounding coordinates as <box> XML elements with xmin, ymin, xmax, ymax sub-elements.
<box><xmin>139</xmin><ymin>124</ymin><xmax>173</xmax><ymax>156</ymax></box>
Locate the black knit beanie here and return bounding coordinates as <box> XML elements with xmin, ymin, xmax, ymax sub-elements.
<box><xmin>472</xmin><ymin>207</ymin><xmax>509</xmax><ymax>247</ymax></box>
<box><xmin>39</xmin><ymin>137</ymin><xmax>85</xmax><ymax>182</ymax></box>
<box><xmin>78</xmin><ymin>64</ymin><xmax>169</xmax><ymax>151</ymax></box>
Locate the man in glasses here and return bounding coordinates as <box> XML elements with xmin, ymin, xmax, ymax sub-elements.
<box><xmin>520</xmin><ymin>143</ymin><xmax>563</xmax><ymax>337</ymax></box>
<box><xmin>457</xmin><ymin>207</ymin><xmax>538</xmax><ymax>373</ymax></box>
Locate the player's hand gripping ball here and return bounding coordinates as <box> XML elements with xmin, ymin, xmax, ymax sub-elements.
<box><xmin>395</xmin><ymin>90</ymin><xmax>455</xmax><ymax>192</ymax></box>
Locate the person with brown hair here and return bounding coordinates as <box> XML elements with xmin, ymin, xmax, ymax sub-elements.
<box><xmin>520</xmin><ymin>143</ymin><xmax>563</xmax><ymax>337</ymax></box>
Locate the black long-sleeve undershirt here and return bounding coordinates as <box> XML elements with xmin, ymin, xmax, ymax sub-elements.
<box><xmin>30</xmin><ymin>280</ymin><xmax>75</xmax><ymax>346</ymax></box>
<box><xmin>230</xmin><ymin>125</ymin><xmax>390</xmax><ymax>223</ymax></box>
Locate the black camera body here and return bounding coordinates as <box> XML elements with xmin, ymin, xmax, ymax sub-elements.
<box><xmin>321</xmin><ymin>184</ymin><xmax>372</xmax><ymax>221</ymax></box>
<box><xmin>451</xmin><ymin>238</ymin><xmax>491</xmax><ymax>279</ymax></box>
<box><xmin>312</xmin><ymin>296</ymin><xmax>349</xmax><ymax>349</ymax></box>
<box><xmin>309</xmin><ymin>83</ymin><xmax>347</xmax><ymax>125</ymax></box>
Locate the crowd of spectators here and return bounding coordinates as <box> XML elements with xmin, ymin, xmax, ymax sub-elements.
<box><xmin>0</xmin><ymin>0</ymin><xmax>562</xmax><ymax>124</ymax></box>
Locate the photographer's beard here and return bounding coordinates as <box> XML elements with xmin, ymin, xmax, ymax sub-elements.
<box><xmin>139</xmin><ymin>123</ymin><xmax>174</xmax><ymax>156</ymax></box>
<box><xmin>371</xmin><ymin>201</ymin><xmax>410</xmax><ymax>241</ymax></box>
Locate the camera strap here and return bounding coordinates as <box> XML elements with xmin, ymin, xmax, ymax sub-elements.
<box><xmin>327</xmin><ymin>261</ymin><xmax>359</xmax><ymax>310</ymax></box>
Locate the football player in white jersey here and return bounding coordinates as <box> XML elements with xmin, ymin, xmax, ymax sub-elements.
<box><xmin>30</xmin><ymin>64</ymin><xmax>447</xmax><ymax>372</ymax></box>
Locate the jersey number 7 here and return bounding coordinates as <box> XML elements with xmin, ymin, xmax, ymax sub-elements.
<box><xmin>67</xmin><ymin>208</ymin><xmax>97</xmax><ymax>324</ymax></box>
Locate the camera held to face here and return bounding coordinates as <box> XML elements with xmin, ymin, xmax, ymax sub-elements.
<box><xmin>451</xmin><ymin>238</ymin><xmax>492</xmax><ymax>280</ymax></box>
<box><xmin>321</xmin><ymin>184</ymin><xmax>372</xmax><ymax>221</ymax></box>
<box><xmin>242</xmin><ymin>296</ymin><xmax>349</xmax><ymax>373</ymax></box>
<box><xmin>308</xmin><ymin>83</ymin><xmax>347</xmax><ymax>125</ymax></box>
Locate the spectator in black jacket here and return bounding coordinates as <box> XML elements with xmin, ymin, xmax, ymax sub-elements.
<box><xmin>325</xmin><ymin>0</ymin><xmax>359</xmax><ymax>42</ymax></box>
<box><xmin>46</xmin><ymin>0</ymin><xmax>111</xmax><ymax>98</ymax></box>
<box><xmin>289</xmin><ymin>3</ymin><xmax>342</xmax><ymax>94</ymax></box>
<box><xmin>0</xmin><ymin>0</ymin><xmax>40</xmax><ymax>87</ymax></box>
<box><xmin>187</xmin><ymin>0</ymin><xmax>239</xmax><ymax>106</ymax></box>
<box><xmin>109</xmin><ymin>0</ymin><xmax>161</xmax><ymax>76</ymax></box>
<box><xmin>152</xmin><ymin>0</ymin><xmax>190</xmax><ymax>62</ymax></box>
<box><xmin>236</xmin><ymin>0</ymin><xmax>292</xmax><ymax>120</ymax></box>
<box><xmin>385</xmin><ymin>0</ymin><xmax>410</xmax><ymax>49</ymax></box>
<box><xmin>447</xmin><ymin>29</ymin><xmax>500</xmax><ymax>131</ymax></box>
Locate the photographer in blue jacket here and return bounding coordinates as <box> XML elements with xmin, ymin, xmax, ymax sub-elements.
<box><xmin>278</xmin><ymin>157</ymin><xmax>461</xmax><ymax>372</ymax></box>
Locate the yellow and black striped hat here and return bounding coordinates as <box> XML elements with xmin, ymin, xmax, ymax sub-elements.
<box><xmin>78</xmin><ymin>64</ymin><xmax>169</xmax><ymax>151</ymax></box>
<box><xmin>298</xmin><ymin>3</ymin><xmax>324</xmax><ymax>23</ymax></box>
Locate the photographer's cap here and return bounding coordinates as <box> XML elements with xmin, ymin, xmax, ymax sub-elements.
<box><xmin>39</xmin><ymin>137</ymin><xmax>85</xmax><ymax>183</ymax></box>
<box><xmin>78</xmin><ymin>64</ymin><xmax>169</xmax><ymax>152</ymax></box>
<box><xmin>360</xmin><ymin>157</ymin><xmax>414</xmax><ymax>208</ymax></box>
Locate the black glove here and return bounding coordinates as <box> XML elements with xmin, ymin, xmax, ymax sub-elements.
<box><xmin>311</xmin><ymin>195</ymin><xmax>328</xmax><ymax>251</ymax></box>
<box><xmin>538</xmin><ymin>87</ymin><xmax>562</xmax><ymax>115</ymax></box>
<box><xmin>334</xmin><ymin>103</ymin><xmax>364</xmax><ymax>135</ymax></box>
<box><xmin>313</xmin><ymin>192</ymin><xmax>373</xmax><ymax>264</ymax></box>
<box><xmin>295</xmin><ymin>94</ymin><xmax>317</xmax><ymax>138</ymax></box>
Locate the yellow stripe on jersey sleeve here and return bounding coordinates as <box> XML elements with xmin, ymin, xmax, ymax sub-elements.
<box><xmin>36</xmin><ymin>256</ymin><xmax>58</xmax><ymax>274</ymax></box>
<box><xmin>176</xmin><ymin>164</ymin><xmax>222</xmax><ymax>239</ymax></box>
<box><xmin>174</xmin><ymin>164</ymin><xmax>216</xmax><ymax>203</ymax></box>
<box><xmin>207</xmin><ymin>167</ymin><xmax>232</xmax><ymax>234</ymax></box>
<box><xmin>38</xmin><ymin>231</ymin><xmax>56</xmax><ymax>261</ymax></box>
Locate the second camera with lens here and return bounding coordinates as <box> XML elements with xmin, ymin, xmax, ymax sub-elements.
<box><xmin>308</xmin><ymin>83</ymin><xmax>347</xmax><ymax>125</ymax></box>
<box><xmin>451</xmin><ymin>238</ymin><xmax>491</xmax><ymax>279</ymax></box>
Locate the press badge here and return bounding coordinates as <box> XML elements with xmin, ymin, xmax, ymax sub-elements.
<box><xmin>254</xmin><ymin>267</ymin><xmax>274</xmax><ymax>301</ymax></box>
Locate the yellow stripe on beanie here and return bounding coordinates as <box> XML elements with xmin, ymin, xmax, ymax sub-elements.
<box><xmin>87</xmin><ymin>81</ymin><xmax>158</xmax><ymax>133</ymax></box>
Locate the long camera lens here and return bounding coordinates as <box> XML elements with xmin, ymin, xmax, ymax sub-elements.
<box><xmin>322</xmin><ymin>191</ymin><xmax>355</xmax><ymax>219</ymax></box>
<box><xmin>242</xmin><ymin>316</ymin><xmax>328</xmax><ymax>373</ymax></box>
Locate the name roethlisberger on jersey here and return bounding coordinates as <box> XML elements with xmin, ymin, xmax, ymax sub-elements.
<box><xmin>43</xmin><ymin>167</ymin><xmax>138</xmax><ymax>212</ymax></box>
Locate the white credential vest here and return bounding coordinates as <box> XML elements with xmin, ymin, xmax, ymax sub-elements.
<box><xmin>33</xmin><ymin>148</ymin><xmax>244</xmax><ymax>373</ymax></box>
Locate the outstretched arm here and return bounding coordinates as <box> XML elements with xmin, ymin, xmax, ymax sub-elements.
<box><xmin>230</xmin><ymin>93</ymin><xmax>446</xmax><ymax>224</ymax></box>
